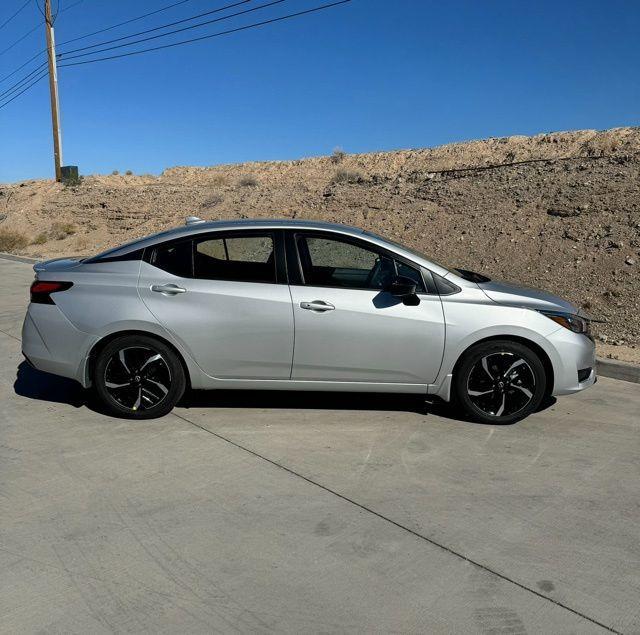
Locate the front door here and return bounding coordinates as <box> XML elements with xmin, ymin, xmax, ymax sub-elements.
<box><xmin>287</xmin><ymin>232</ymin><xmax>445</xmax><ymax>385</ymax></box>
<box><xmin>138</xmin><ymin>231</ymin><xmax>294</xmax><ymax>379</ymax></box>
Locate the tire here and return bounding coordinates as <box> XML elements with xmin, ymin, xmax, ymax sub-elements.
<box><xmin>453</xmin><ymin>340</ymin><xmax>546</xmax><ymax>424</ymax></box>
<box><xmin>93</xmin><ymin>334</ymin><xmax>186</xmax><ymax>419</ymax></box>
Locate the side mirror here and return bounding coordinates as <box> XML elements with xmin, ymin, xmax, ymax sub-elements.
<box><xmin>386</xmin><ymin>275</ymin><xmax>417</xmax><ymax>298</ymax></box>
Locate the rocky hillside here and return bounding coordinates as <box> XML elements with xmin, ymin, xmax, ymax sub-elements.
<box><xmin>1</xmin><ymin>127</ymin><xmax>639</xmax><ymax>357</ymax></box>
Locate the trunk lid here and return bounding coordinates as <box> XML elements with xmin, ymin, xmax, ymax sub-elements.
<box><xmin>33</xmin><ymin>257</ymin><xmax>85</xmax><ymax>273</ymax></box>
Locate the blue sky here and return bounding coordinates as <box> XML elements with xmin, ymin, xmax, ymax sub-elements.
<box><xmin>1</xmin><ymin>0</ymin><xmax>639</xmax><ymax>182</ymax></box>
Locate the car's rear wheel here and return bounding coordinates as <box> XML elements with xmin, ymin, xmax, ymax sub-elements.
<box><xmin>453</xmin><ymin>340</ymin><xmax>546</xmax><ymax>424</ymax></box>
<box><xmin>93</xmin><ymin>334</ymin><xmax>186</xmax><ymax>419</ymax></box>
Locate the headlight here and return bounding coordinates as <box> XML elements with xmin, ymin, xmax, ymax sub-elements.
<box><xmin>539</xmin><ymin>310</ymin><xmax>590</xmax><ymax>334</ymax></box>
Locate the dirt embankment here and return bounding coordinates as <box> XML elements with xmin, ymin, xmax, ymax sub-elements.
<box><xmin>1</xmin><ymin>127</ymin><xmax>639</xmax><ymax>361</ymax></box>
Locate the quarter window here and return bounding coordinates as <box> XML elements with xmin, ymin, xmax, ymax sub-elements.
<box><xmin>194</xmin><ymin>235</ymin><xmax>276</xmax><ymax>283</ymax></box>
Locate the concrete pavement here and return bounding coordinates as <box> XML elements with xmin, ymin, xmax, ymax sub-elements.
<box><xmin>1</xmin><ymin>259</ymin><xmax>639</xmax><ymax>633</ymax></box>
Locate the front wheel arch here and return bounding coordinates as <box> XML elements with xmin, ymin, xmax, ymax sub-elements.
<box><xmin>86</xmin><ymin>330</ymin><xmax>192</xmax><ymax>391</ymax></box>
<box><xmin>452</xmin><ymin>335</ymin><xmax>554</xmax><ymax>397</ymax></box>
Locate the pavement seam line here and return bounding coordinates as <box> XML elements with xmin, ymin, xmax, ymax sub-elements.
<box><xmin>0</xmin><ymin>327</ymin><xmax>20</xmax><ymax>341</ymax></box>
<box><xmin>171</xmin><ymin>410</ymin><xmax>619</xmax><ymax>635</ymax></box>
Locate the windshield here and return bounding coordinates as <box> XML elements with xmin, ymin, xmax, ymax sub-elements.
<box><xmin>363</xmin><ymin>230</ymin><xmax>455</xmax><ymax>272</ymax></box>
<box><xmin>363</xmin><ymin>230</ymin><xmax>491</xmax><ymax>282</ymax></box>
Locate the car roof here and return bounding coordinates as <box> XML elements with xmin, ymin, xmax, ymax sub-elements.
<box><xmin>90</xmin><ymin>219</ymin><xmax>365</xmax><ymax>259</ymax></box>
<box><xmin>88</xmin><ymin>217</ymin><xmax>454</xmax><ymax>277</ymax></box>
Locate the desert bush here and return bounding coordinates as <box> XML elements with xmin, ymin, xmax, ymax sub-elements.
<box><xmin>49</xmin><ymin>222</ymin><xmax>76</xmax><ymax>240</ymax></box>
<box><xmin>0</xmin><ymin>228</ymin><xmax>28</xmax><ymax>253</ymax></box>
<box><xmin>237</xmin><ymin>174</ymin><xmax>258</xmax><ymax>187</ymax></box>
<box><xmin>32</xmin><ymin>233</ymin><xmax>48</xmax><ymax>245</ymax></box>
<box><xmin>62</xmin><ymin>175</ymin><xmax>83</xmax><ymax>188</ymax></box>
<box><xmin>331</xmin><ymin>147</ymin><xmax>346</xmax><ymax>164</ymax></box>
<box><xmin>332</xmin><ymin>168</ymin><xmax>364</xmax><ymax>184</ymax></box>
<box><xmin>112</xmin><ymin>170</ymin><xmax>119</xmax><ymax>175</ymax></box>
<box><xmin>210</xmin><ymin>173</ymin><xmax>228</xmax><ymax>186</ymax></box>
<box><xmin>201</xmin><ymin>193</ymin><xmax>223</xmax><ymax>208</ymax></box>
<box><xmin>125</xmin><ymin>169</ymin><xmax>133</xmax><ymax>175</ymax></box>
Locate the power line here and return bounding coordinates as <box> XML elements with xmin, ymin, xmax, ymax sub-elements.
<box><xmin>0</xmin><ymin>0</ymin><xmax>219</xmax><ymax>84</ymax></box>
<box><xmin>0</xmin><ymin>22</ymin><xmax>40</xmax><ymax>58</ymax></box>
<box><xmin>57</xmin><ymin>1</ymin><xmax>352</xmax><ymax>69</ymax></box>
<box><xmin>1</xmin><ymin>0</ymin><xmax>83</xmax><ymax>57</ymax></box>
<box><xmin>0</xmin><ymin>68</ymin><xmax>47</xmax><ymax>110</ymax></box>
<box><xmin>59</xmin><ymin>0</ymin><xmax>254</xmax><ymax>56</ymax></box>
<box><xmin>0</xmin><ymin>0</ymin><xmax>84</xmax><ymax>84</ymax></box>
<box><xmin>0</xmin><ymin>0</ymin><xmax>31</xmax><ymax>32</ymax></box>
<box><xmin>0</xmin><ymin>60</ymin><xmax>47</xmax><ymax>99</ymax></box>
<box><xmin>1</xmin><ymin>0</ymin><xmax>353</xmax><ymax>113</ymax></box>
<box><xmin>57</xmin><ymin>0</ymin><xmax>196</xmax><ymax>48</ymax></box>
<box><xmin>58</xmin><ymin>0</ymin><xmax>285</xmax><ymax>61</ymax></box>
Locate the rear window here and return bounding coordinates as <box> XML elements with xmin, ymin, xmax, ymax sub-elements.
<box><xmin>84</xmin><ymin>247</ymin><xmax>144</xmax><ymax>264</ymax></box>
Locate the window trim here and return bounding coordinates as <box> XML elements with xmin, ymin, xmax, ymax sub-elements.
<box><xmin>287</xmin><ymin>230</ymin><xmax>434</xmax><ymax>293</ymax></box>
<box><xmin>145</xmin><ymin>229</ymin><xmax>287</xmax><ymax>284</ymax></box>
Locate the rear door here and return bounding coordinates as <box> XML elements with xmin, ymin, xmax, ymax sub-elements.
<box><xmin>286</xmin><ymin>231</ymin><xmax>446</xmax><ymax>384</ymax></box>
<box><xmin>138</xmin><ymin>230</ymin><xmax>294</xmax><ymax>379</ymax></box>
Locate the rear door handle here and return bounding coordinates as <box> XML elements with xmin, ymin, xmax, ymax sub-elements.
<box><xmin>300</xmin><ymin>300</ymin><xmax>335</xmax><ymax>312</ymax></box>
<box><xmin>151</xmin><ymin>284</ymin><xmax>187</xmax><ymax>295</ymax></box>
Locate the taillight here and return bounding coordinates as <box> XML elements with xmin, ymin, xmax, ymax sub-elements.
<box><xmin>30</xmin><ymin>280</ymin><xmax>73</xmax><ymax>304</ymax></box>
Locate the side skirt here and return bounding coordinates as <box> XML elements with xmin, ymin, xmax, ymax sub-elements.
<box><xmin>193</xmin><ymin>378</ymin><xmax>429</xmax><ymax>394</ymax></box>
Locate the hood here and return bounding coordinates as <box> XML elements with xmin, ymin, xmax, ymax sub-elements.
<box><xmin>477</xmin><ymin>279</ymin><xmax>580</xmax><ymax>314</ymax></box>
<box><xmin>33</xmin><ymin>257</ymin><xmax>85</xmax><ymax>273</ymax></box>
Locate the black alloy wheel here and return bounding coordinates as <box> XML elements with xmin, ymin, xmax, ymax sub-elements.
<box><xmin>94</xmin><ymin>334</ymin><xmax>186</xmax><ymax>419</ymax></box>
<box><xmin>454</xmin><ymin>340</ymin><xmax>546</xmax><ymax>424</ymax></box>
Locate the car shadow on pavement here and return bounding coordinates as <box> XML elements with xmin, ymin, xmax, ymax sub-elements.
<box><xmin>14</xmin><ymin>361</ymin><xmax>89</xmax><ymax>408</ymax></box>
<box><xmin>14</xmin><ymin>361</ymin><xmax>555</xmax><ymax>424</ymax></box>
<box><xmin>181</xmin><ymin>390</ymin><xmax>556</xmax><ymax>423</ymax></box>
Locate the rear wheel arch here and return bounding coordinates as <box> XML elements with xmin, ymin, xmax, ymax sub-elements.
<box><xmin>453</xmin><ymin>335</ymin><xmax>554</xmax><ymax>396</ymax></box>
<box><xmin>86</xmin><ymin>330</ymin><xmax>192</xmax><ymax>390</ymax></box>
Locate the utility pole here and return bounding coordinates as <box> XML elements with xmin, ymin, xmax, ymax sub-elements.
<box><xmin>44</xmin><ymin>0</ymin><xmax>62</xmax><ymax>181</ymax></box>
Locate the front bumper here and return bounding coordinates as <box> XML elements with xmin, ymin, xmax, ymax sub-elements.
<box><xmin>546</xmin><ymin>328</ymin><xmax>597</xmax><ymax>396</ymax></box>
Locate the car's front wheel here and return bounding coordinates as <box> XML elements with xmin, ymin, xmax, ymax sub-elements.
<box><xmin>453</xmin><ymin>340</ymin><xmax>547</xmax><ymax>424</ymax></box>
<box><xmin>93</xmin><ymin>334</ymin><xmax>186</xmax><ymax>419</ymax></box>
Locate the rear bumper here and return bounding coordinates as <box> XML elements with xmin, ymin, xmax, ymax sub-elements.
<box><xmin>547</xmin><ymin>329</ymin><xmax>597</xmax><ymax>396</ymax></box>
<box><xmin>22</xmin><ymin>305</ymin><xmax>96</xmax><ymax>387</ymax></box>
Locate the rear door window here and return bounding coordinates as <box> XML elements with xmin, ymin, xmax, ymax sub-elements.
<box><xmin>194</xmin><ymin>234</ymin><xmax>276</xmax><ymax>283</ymax></box>
<box><xmin>149</xmin><ymin>240</ymin><xmax>193</xmax><ymax>277</ymax></box>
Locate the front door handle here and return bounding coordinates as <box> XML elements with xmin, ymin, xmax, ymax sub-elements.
<box><xmin>300</xmin><ymin>300</ymin><xmax>335</xmax><ymax>312</ymax></box>
<box><xmin>151</xmin><ymin>284</ymin><xmax>187</xmax><ymax>295</ymax></box>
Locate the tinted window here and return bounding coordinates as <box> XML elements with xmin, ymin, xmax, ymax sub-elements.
<box><xmin>84</xmin><ymin>247</ymin><xmax>145</xmax><ymax>264</ymax></box>
<box><xmin>298</xmin><ymin>235</ymin><xmax>425</xmax><ymax>292</ymax></box>
<box><xmin>297</xmin><ymin>235</ymin><xmax>391</xmax><ymax>290</ymax></box>
<box><xmin>396</xmin><ymin>261</ymin><xmax>425</xmax><ymax>292</ymax></box>
<box><xmin>150</xmin><ymin>240</ymin><xmax>192</xmax><ymax>277</ymax></box>
<box><xmin>194</xmin><ymin>235</ymin><xmax>275</xmax><ymax>283</ymax></box>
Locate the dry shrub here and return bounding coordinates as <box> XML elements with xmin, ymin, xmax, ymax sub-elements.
<box><xmin>201</xmin><ymin>193</ymin><xmax>223</xmax><ymax>209</ymax></box>
<box><xmin>210</xmin><ymin>173</ymin><xmax>228</xmax><ymax>186</ymax></box>
<box><xmin>62</xmin><ymin>175</ymin><xmax>83</xmax><ymax>188</ymax></box>
<box><xmin>32</xmin><ymin>233</ymin><xmax>48</xmax><ymax>245</ymax></box>
<box><xmin>49</xmin><ymin>222</ymin><xmax>76</xmax><ymax>240</ymax></box>
<box><xmin>332</xmin><ymin>168</ymin><xmax>364</xmax><ymax>184</ymax></box>
<box><xmin>331</xmin><ymin>147</ymin><xmax>346</xmax><ymax>164</ymax></box>
<box><xmin>237</xmin><ymin>174</ymin><xmax>258</xmax><ymax>187</ymax></box>
<box><xmin>0</xmin><ymin>228</ymin><xmax>28</xmax><ymax>253</ymax></box>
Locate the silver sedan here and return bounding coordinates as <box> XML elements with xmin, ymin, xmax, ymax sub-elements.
<box><xmin>22</xmin><ymin>219</ymin><xmax>596</xmax><ymax>422</ymax></box>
